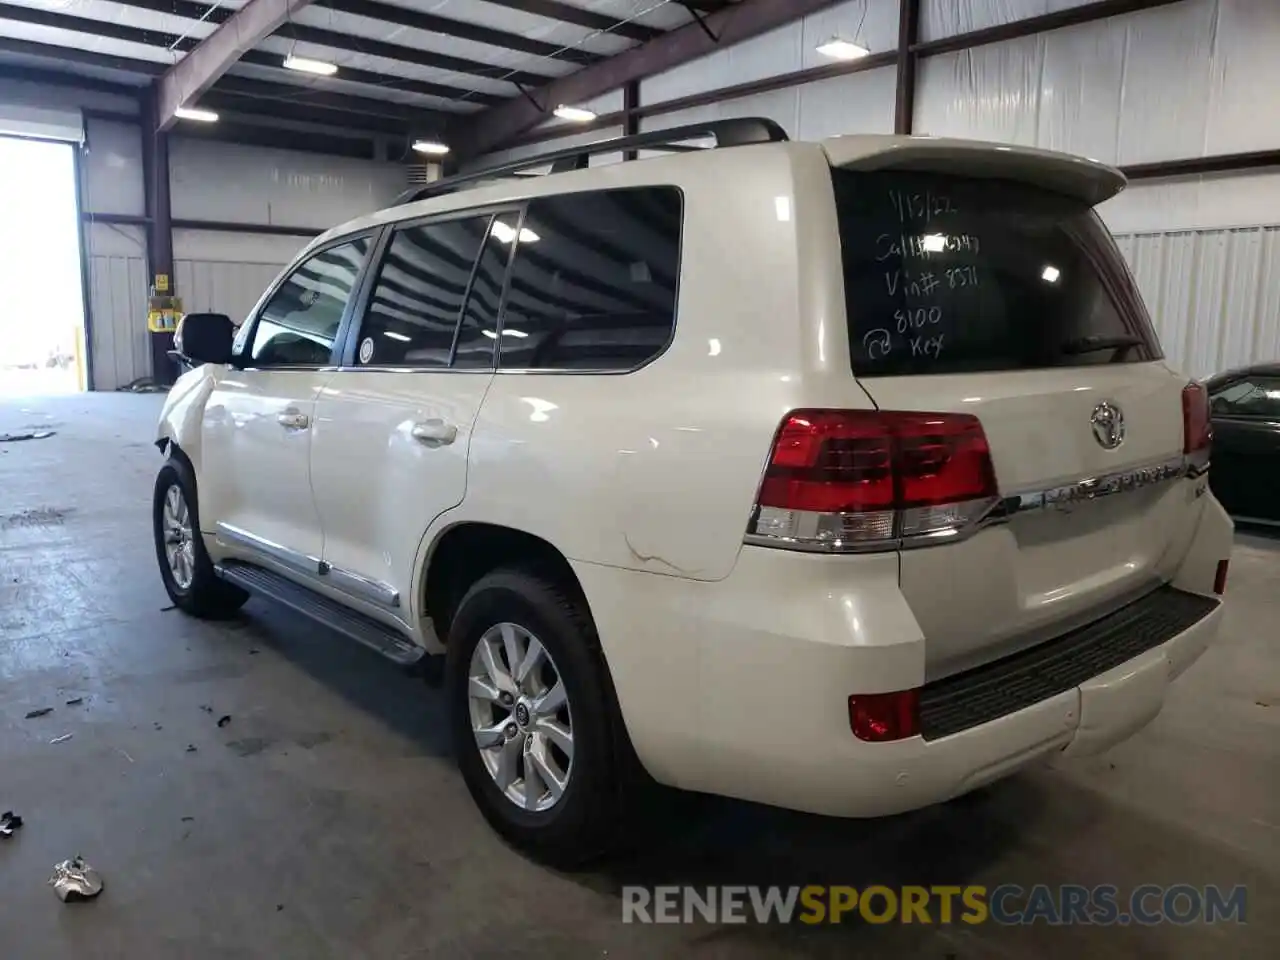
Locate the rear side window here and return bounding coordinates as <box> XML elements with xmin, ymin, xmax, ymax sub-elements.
<box><xmin>833</xmin><ymin>171</ymin><xmax>1161</xmax><ymax>376</ymax></box>
<box><xmin>356</xmin><ymin>216</ymin><xmax>490</xmax><ymax>368</ymax></box>
<box><xmin>498</xmin><ymin>186</ymin><xmax>682</xmax><ymax>371</ymax></box>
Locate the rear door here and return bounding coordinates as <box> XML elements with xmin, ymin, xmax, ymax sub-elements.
<box><xmin>308</xmin><ymin>212</ymin><xmax>510</xmax><ymax>621</ymax></box>
<box><xmin>830</xmin><ymin>168</ymin><xmax>1204</xmax><ymax>679</ymax></box>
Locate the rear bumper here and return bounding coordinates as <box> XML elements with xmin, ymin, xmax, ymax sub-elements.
<box><xmin>576</xmin><ymin>496</ymin><xmax>1232</xmax><ymax>818</ymax></box>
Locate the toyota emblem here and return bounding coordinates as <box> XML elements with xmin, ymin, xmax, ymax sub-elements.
<box><xmin>1090</xmin><ymin>401</ymin><xmax>1125</xmax><ymax>450</ymax></box>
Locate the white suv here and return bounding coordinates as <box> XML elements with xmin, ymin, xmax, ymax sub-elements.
<box><xmin>155</xmin><ymin>118</ymin><xmax>1233</xmax><ymax>864</ymax></box>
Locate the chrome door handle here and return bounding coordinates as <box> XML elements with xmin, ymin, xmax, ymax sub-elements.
<box><xmin>277</xmin><ymin>410</ymin><xmax>310</xmax><ymax>431</ymax></box>
<box><xmin>411</xmin><ymin>419</ymin><xmax>457</xmax><ymax>446</ymax></box>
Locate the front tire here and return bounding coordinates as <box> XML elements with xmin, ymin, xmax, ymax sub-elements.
<box><xmin>447</xmin><ymin>568</ymin><xmax>622</xmax><ymax>867</ymax></box>
<box><xmin>153</xmin><ymin>459</ymin><xmax>247</xmax><ymax>618</ymax></box>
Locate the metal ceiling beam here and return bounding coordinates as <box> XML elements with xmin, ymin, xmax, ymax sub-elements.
<box><xmin>107</xmin><ymin>0</ymin><xmax>602</xmax><ymax>66</ymax></box>
<box><xmin>232</xmin><ymin>50</ymin><xmax>505</xmax><ymax>106</ymax></box>
<box><xmin>0</xmin><ymin>2</ymin><xmax>181</xmax><ymax>45</ymax></box>
<box><xmin>0</xmin><ymin>62</ymin><xmax>144</xmax><ymax>98</ymax></box>
<box><xmin>200</xmin><ymin>90</ymin><xmax>411</xmax><ymax>134</ymax></box>
<box><xmin>457</xmin><ymin>0</ymin><xmax>845</xmax><ymax>157</ymax></box>
<box><xmin>0</xmin><ymin>37</ymin><xmax>162</xmax><ymax>80</ymax></box>
<box><xmin>477</xmin><ymin>0</ymin><xmax>661</xmax><ymax>44</ymax></box>
<box><xmin>210</xmin><ymin>75</ymin><xmax>431</xmax><ymax>122</ymax></box>
<box><xmin>273</xmin><ymin>20</ymin><xmax>554</xmax><ymax>86</ymax></box>
<box><xmin>315</xmin><ymin>0</ymin><xmax>602</xmax><ymax>65</ymax></box>
<box><xmin>157</xmin><ymin>0</ymin><xmax>314</xmax><ymax>129</ymax></box>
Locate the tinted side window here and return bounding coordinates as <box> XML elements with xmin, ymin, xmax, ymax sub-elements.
<box><xmin>498</xmin><ymin>187</ymin><xmax>682</xmax><ymax>371</ymax></box>
<box><xmin>453</xmin><ymin>217</ymin><xmax>513</xmax><ymax>370</ymax></box>
<box><xmin>1210</xmin><ymin>377</ymin><xmax>1280</xmax><ymax>419</ymax></box>
<box><xmin>250</xmin><ymin>237</ymin><xmax>369</xmax><ymax>366</ymax></box>
<box><xmin>356</xmin><ymin>217</ymin><xmax>490</xmax><ymax>368</ymax></box>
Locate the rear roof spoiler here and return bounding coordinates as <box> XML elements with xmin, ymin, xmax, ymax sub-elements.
<box><xmin>822</xmin><ymin>134</ymin><xmax>1126</xmax><ymax>206</ymax></box>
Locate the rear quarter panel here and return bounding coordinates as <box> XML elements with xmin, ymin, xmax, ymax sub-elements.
<box><xmin>463</xmin><ymin>143</ymin><xmax>867</xmax><ymax>580</ymax></box>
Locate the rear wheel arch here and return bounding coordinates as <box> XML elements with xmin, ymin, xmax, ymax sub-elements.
<box><xmin>422</xmin><ymin>522</ymin><xmax>589</xmax><ymax>644</ymax></box>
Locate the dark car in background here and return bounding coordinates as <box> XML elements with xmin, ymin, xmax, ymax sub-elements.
<box><xmin>1206</xmin><ymin>362</ymin><xmax>1280</xmax><ymax>525</ymax></box>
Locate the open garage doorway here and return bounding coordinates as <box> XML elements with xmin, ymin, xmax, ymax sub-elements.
<box><xmin>0</xmin><ymin>136</ymin><xmax>88</xmax><ymax>396</ymax></box>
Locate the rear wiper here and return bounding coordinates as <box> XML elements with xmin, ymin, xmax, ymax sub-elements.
<box><xmin>1060</xmin><ymin>335</ymin><xmax>1144</xmax><ymax>356</ymax></box>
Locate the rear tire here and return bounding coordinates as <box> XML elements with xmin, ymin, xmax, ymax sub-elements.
<box><xmin>153</xmin><ymin>459</ymin><xmax>247</xmax><ymax>619</ymax></box>
<box><xmin>447</xmin><ymin>568</ymin><xmax>623</xmax><ymax>867</ymax></box>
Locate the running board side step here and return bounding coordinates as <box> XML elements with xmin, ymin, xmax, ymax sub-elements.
<box><xmin>216</xmin><ymin>561</ymin><xmax>427</xmax><ymax>668</ymax></box>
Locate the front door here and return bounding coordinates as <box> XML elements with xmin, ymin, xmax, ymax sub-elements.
<box><xmin>310</xmin><ymin>213</ymin><xmax>510</xmax><ymax>623</ymax></box>
<box><xmin>200</xmin><ymin>235</ymin><xmax>375</xmax><ymax>574</ymax></box>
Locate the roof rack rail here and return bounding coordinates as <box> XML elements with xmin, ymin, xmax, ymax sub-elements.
<box><xmin>395</xmin><ymin>116</ymin><xmax>788</xmax><ymax>205</ymax></box>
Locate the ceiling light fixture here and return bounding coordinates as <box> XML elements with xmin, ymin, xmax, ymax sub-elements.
<box><xmin>411</xmin><ymin>139</ymin><xmax>450</xmax><ymax>156</ymax></box>
<box><xmin>816</xmin><ymin>37</ymin><xmax>870</xmax><ymax>61</ymax></box>
<box><xmin>174</xmin><ymin>106</ymin><xmax>218</xmax><ymax>123</ymax></box>
<box><xmin>553</xmin><ymin>104</ymin><xmax>597</xmax><ymax>123</ymax></box>
<box><xmin>284</xmin><ymin>55</ymin><xmax>339</xmax><ymax>76</ymax></box>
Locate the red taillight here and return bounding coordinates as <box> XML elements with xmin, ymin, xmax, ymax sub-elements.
<box><xmin>750</xmin><ymin>410</ymin><xmax>999</xmax><ymax>550</ymax></box>
<box><xmin>849</xmin><ymin>690</ymin><xmax>920</xmax><ymax>742</ymax></box>
<box><xmin>1182</xmin><ymin>382</ymin><xmax>1212</xmax><ymax>456</ymax></box>
<box><xmin>1214</xmin><ymin>559</ymin><xmax>1229</xmax><ymax>595</ymax></box>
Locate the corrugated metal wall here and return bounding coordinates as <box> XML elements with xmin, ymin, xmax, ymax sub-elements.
<box><xmin>68</xmin><ymin>111</ymin><xmax>403</xmax><ymax>390</ymax></box>
<box><xmin>173</xmin><ymin>229</ymin><xmax>309</xmax><ymax>325</ymax></box>
<box><xmin>1114</xmin><ymin>227</ymin><xmax>1280</xmax><ymax>380</ymax></box>
<box><xmin>84</xmin><ymin>222</ymin><xmax>150</xmax><ymax>392</ymax></box>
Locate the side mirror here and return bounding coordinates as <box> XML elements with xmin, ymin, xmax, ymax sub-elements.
<box><xmin>174</xmin><ymin>312</ymin><xmax>234</xmax><ymax>365</ymax></box>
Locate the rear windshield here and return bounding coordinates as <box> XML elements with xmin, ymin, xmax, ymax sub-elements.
<box><xmin>833</xmin><ymin>170</ymin><xmax>1162</xmax><ymax>376</ymax></box>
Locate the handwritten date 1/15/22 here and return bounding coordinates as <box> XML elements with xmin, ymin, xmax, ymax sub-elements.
<box><xmin>863</xmin><ymin>329</ymin><xmax>947</xmax><ymax>362</ymax></box>
<box><xmin>888</xmin><ymin>189</ymin><xmax>958</xmax><ymax>223</ymax></box>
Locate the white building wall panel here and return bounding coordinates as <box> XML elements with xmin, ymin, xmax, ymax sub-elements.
<box><xmin>640</xmin><ymin>66</ymin><xmax>896</xmax><ymax>140</ymax></box>
<box><xmin>640</xmin><ymin>0</ymin><xmax>898</xmax><ymax>106</ymax></box>
<box><xmin>84</xmin><ymin>222</ymin><xmax>149</xmax><ymax>392</ymax></box>
<box><xmin>1114</xmin><ymin>227</ymin><xmax>1280</xmax><ymax>378</ymax></box>
<box><xmin>173</xmin><ymin>229</ymin><xmax>306</xmax><ymax>326</ymax></box>
<box><xmin>169</xmin><ymin>138</ymin><xmax>405</xmax><ymax>229</ymax></box>
<box><xmin>920</xmin><ymin>0</ymin><xmax>1099</xmax><ymax>41</ymax></box>
<box><xmin>916</xmin><ymin>1</ymin><xmax>1280</xmax><ymax>165</ymax></box>
<box><xmin>82</xmin><ymin>118</ymin><xmax>146</xmax><ymax>218</ymax></box>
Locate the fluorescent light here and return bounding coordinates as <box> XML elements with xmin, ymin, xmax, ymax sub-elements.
<box><xmin>816</xmin><ymin>37</ymin><xmax>870</xmax><ymax>61</ymax></box>
<box><xmin>411</xmin><ymin>139</ymin><xmax>450</xmax><ymax>156</ymax></box>
<box><xmin>383</xmin><ymin>331</ymin><xmax>411</xmax><ymax>342</ymax></box>
<box><xmin>491</xmin><ymin>221</ymin><xmax>540</xmax><ymax>244</ymax></box>
<box><xmin>553</xmin><ymin>104</ymin><xmax>597</xmax><ymax>122</ymax></box>
<box><xmin>922</xmin><ymin>234</ymin><xmax>946</xmax><ymax>252</ymax></box>
<box><xmin>1042</xmin><ymin>265</ymin><xmax>1061</xmax><ymax>283</ymax></box>
<box><xmin>502</xmin><ymin>328</ymin><xmax>528</xmax><ymax>338</ymax></box>
<box><xmin>284</xmin><ymin>55</ymin><xmax>338</xmax><ymax>76</ymax></box>
<box><xmin>482</xmin><ymin>330</ymin><xmax>498</xmax><ymax>339</ymax></box>
<box><xmin>175</xmin><ymin>106</ymin><xmax>218</xmax><ymax>123</ymax></box>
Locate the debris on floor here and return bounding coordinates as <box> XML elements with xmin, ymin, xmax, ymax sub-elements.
<box><xmin>65</xmin><ymin>697</ymin><xmax>83</xmax><ymax>706</ymax></box>
<box><xmin>49</xmin><ymin>857</ymin><xmax>104</xmax><ymax>902</ymax></box>
<box><xmin>0</xmin><ymin>430</ymin><xmax>55</xmax><ymax>443</ymax></box>
<box><xmin>181</xmin><ymin>816</ymin><xmax>194</xmax><ymax>823</ymax></box>
<box><xmin>217</xmin><ymin>715</ymin><xmax>231</xmax><ymax>728</ymax></box>
<box><xmin>185</xmin><ymin>744</ymin><xmax>197</xmax><ymax>753</ymax></box>
<box><xmin>0</xmin><ymin>811</ymin><xmax>22</xmax><ymax>837</ymax></box>
<box><xmin>24</xmin><ymin>707</ymin><xmax>53</xmax><ymax>719</ymax></box>
<box><xmin>49</xmin><ymin>734</ymin><xmax>73</xmax><ymax>745</ymax></box>
<box><xmin>200</xmin><ymin>705</ymin><xmax>213</xmax><ymax>714</ymax></box>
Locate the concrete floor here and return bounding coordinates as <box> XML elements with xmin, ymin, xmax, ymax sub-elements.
<box><xmin>1</xmin><ymin>392</ymin><xmax>1277</xmax><ymax>959</ymax></box>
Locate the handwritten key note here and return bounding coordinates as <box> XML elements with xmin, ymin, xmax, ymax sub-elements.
<box><xmin>850</xmin><ymin>181</ymin><xmax>985</xmax><ymax>369</ymax></box>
